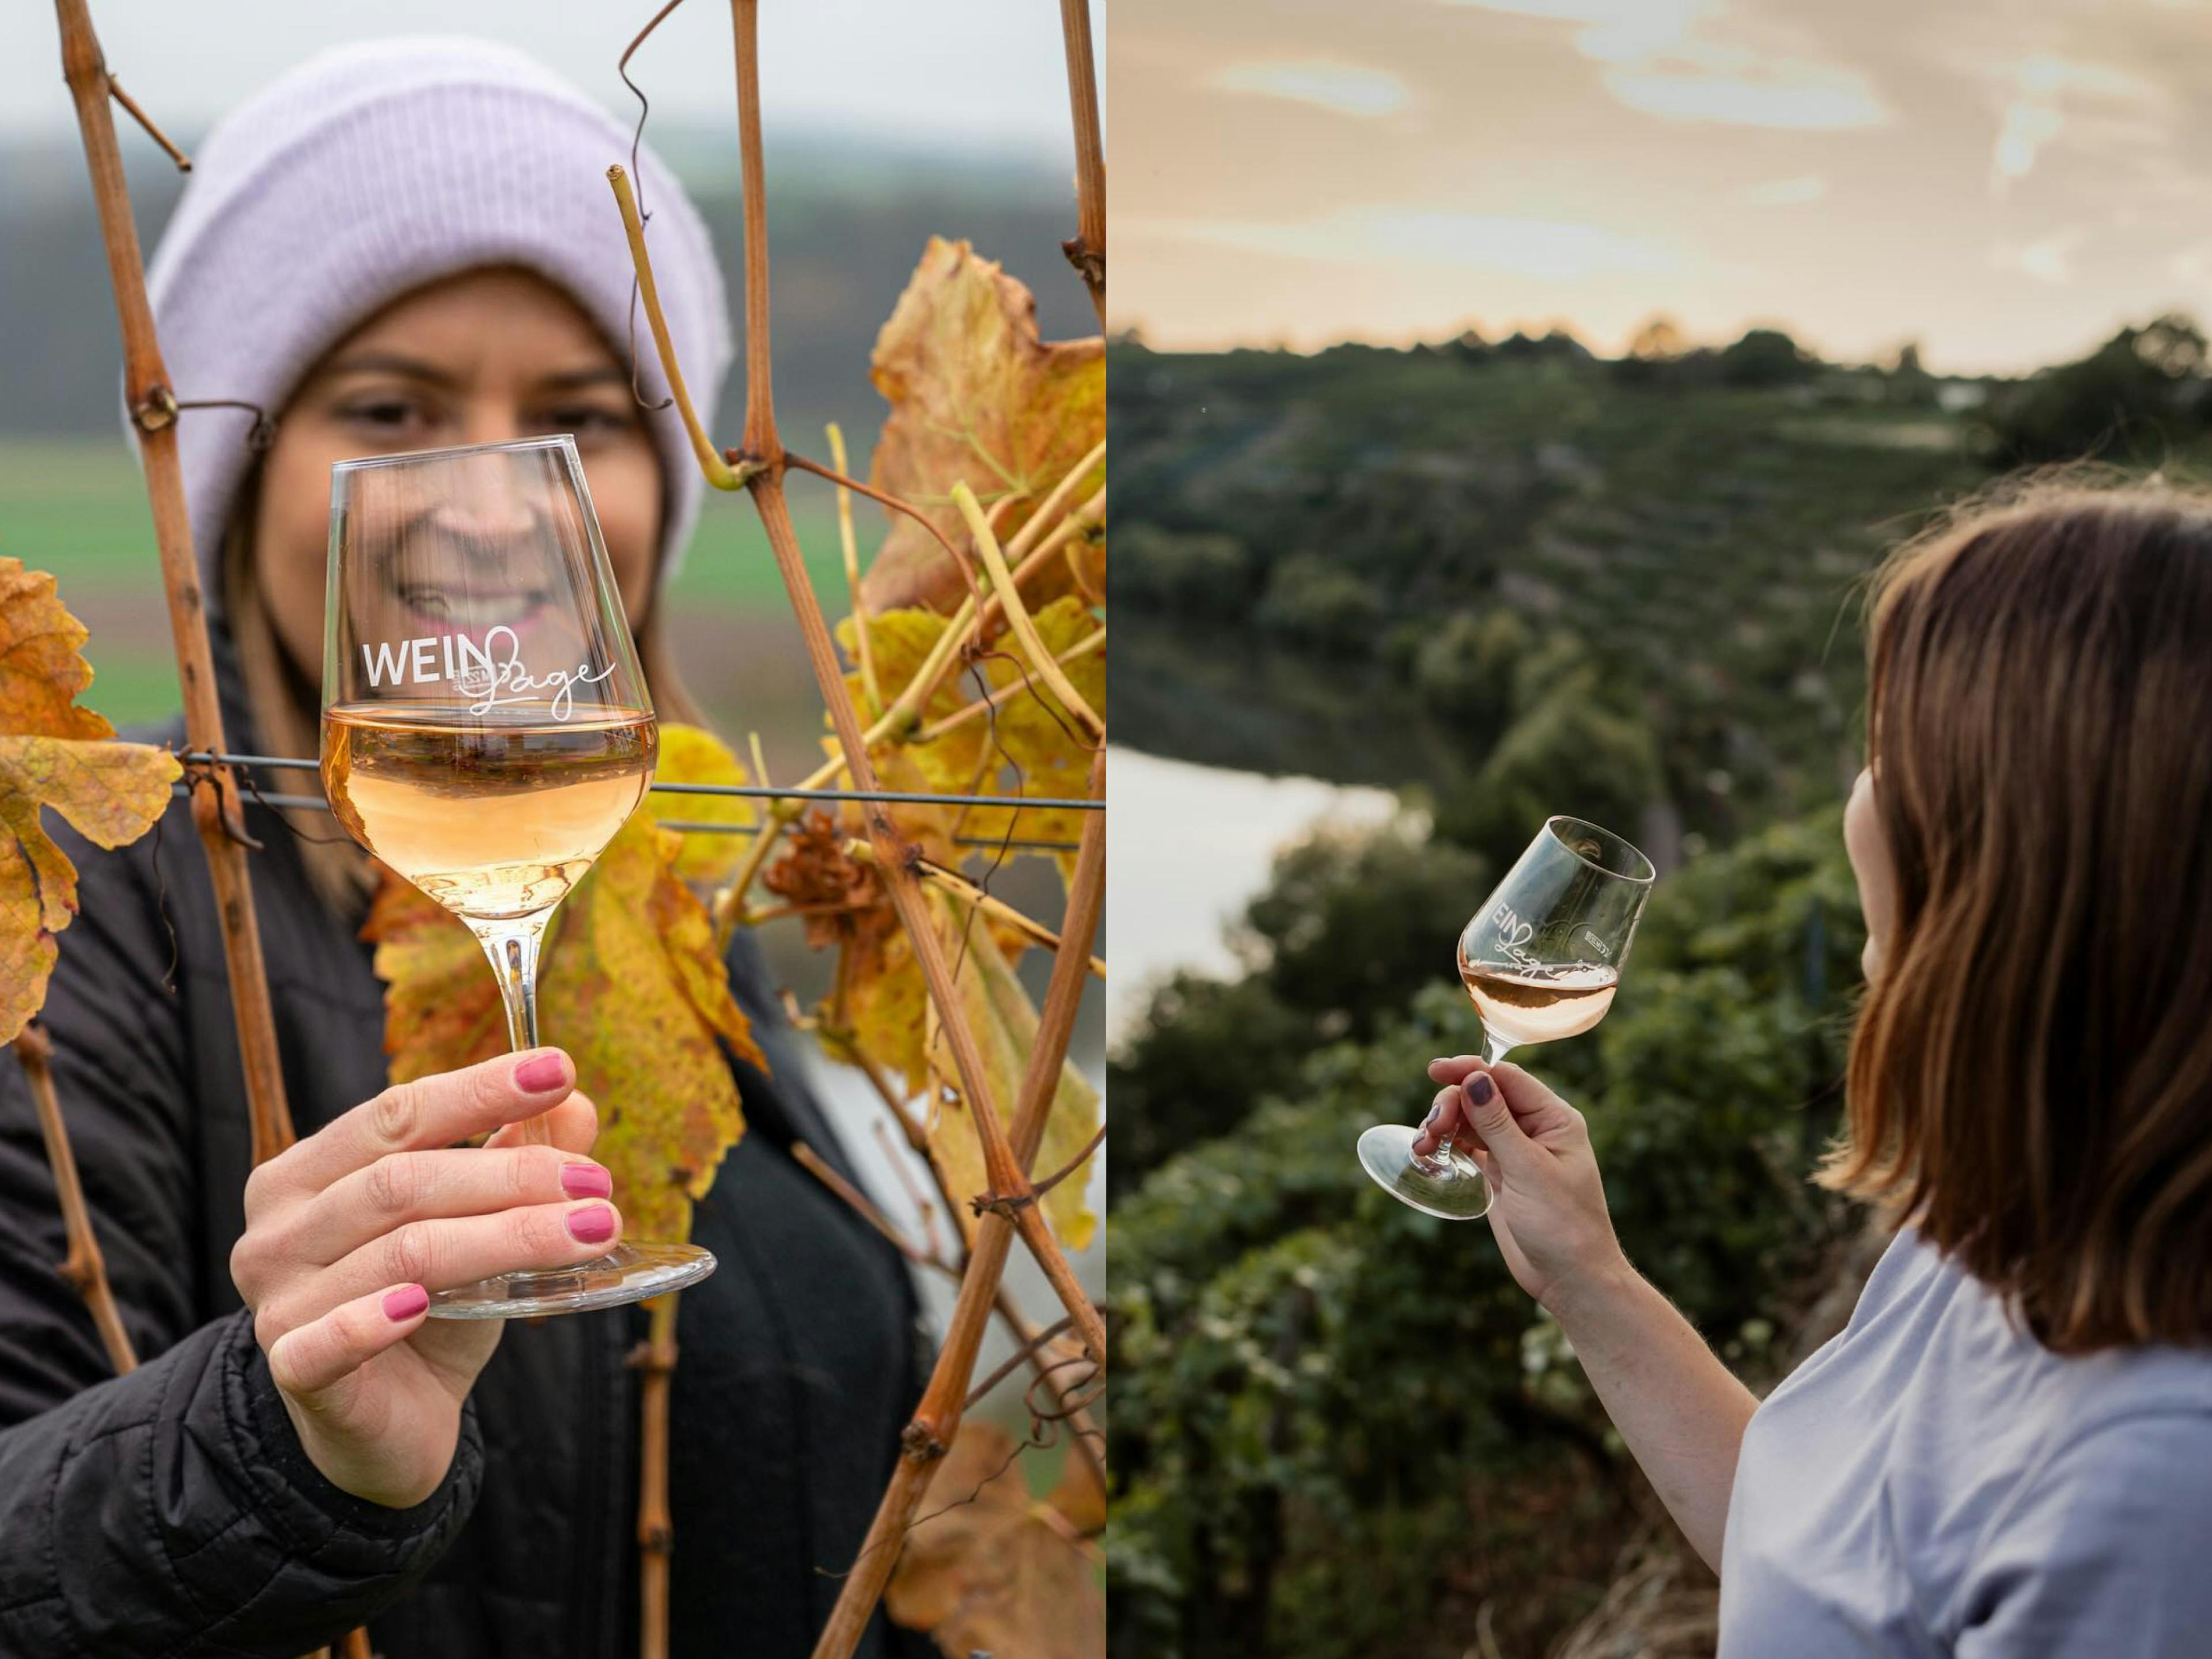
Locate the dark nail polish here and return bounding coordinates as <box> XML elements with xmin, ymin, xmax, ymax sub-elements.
<box><xmin>1421</xmin><ymin>1104</ymin><xmax>1441</xmax><ymax>1128</ymax></box>
<box><xmin>1468</xmin><ymin>1074</ymin><xmax>1495</xmax><ymax>1107</ymax></box>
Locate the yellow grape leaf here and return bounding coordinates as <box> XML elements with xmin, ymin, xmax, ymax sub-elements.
<box><xmin>861</xmin><ymin>238</ymin><xmax>1105</xmax><ymax>619</ymax></box>
<box><xmin>837</xmin><ymin>915</ymin><xmax>928</xmax><ymax>1088</ymax></box>
<box><xmin>923</xmin><ymin>890</ymin><xmax>1099</xmax><ymax>1253</ymax></box>
<box><xmin>367</xmin><ymin>766</ymin><xmax>763</xmax><ymax>1244</ymax></box>
<box><xmin>949</xmin><ymin>596</ymin><xmax>1104</xmax><ymax>869</ymax></box>
<box><xmin>0</xmin><ymin>559</ymin><xmax>179</xmax><ymax>1046</ymax></box>
<box><xmin>1065</xmin><ymin>519</ymin><xmax>1105</xmax><ymax>607</ymax></box>
<box><xmin>646</xmin><ymin>722</ymin><xmax>753</xmax><ymax>886</ymax></box>
<box><xmin>838</xmin><ymin>607</ymin><xmax>973</xmax><ymax>744</ymax></box>
<box><xmin>557</xmin><ymin>817</ymin><xmax>763</xmax><ymax>1242</ymax></box>
<box><xmin>838</xmin><ymin>881</ymin><xmax>1092</xmax><ymax>1252</ymax></box>
<box><xmin>884</xmin><ymin>1421</ymin><xmax>1104</xmax><ymax>1659</ymax></box>
<box><xmin>360</xmin><ymin>880</ymin><xmax>507</xmax><ymax>1080</ymax></box>
<box><xmin>839</xmin><ymin>598</ymin><xmax>1101</xmax><ymax>879</ymax></box>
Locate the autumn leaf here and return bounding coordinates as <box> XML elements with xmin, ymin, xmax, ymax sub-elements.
<box><xmin>860</xmin><ymin>238</ymin><xmax>1105</xmax><ymax>619</ymax></box>
<box><xmin>833</xmin><ymin>884</ymin><xmax>1096</xmax><ymax>1252</ymax></box>
<box><xmin>646</xmin><ymin>722</ymin><xmax>754</xmax><ymax>886</ymax></box>
<box><xmin>762</xmin><ymin>809</ymin><xmax>889</xmax><ymax>954</ymax></box>
<box><xmin>367</xmin><ymin>726</ymin><xmax>763</xmax><ymax>1244</ymax></box>
<box><xmin>839</xmin><ymin>597</ymin><xmax>1103</xmax><ymax>880</ymax></box>
<box><xmin>943</xmin><ymin>595</ymin><xmax>1105</xmax><ymax>878</ymax></box>
<box><xmin>558</xmin><ymin>816</ymin><xmax>763</xmax><ymax>1242</ymax></box>
<box><xmin>0</xmin><ymin>559</ymin><xmax>179</xmax><ymax>1046</ymax></box>
<box><xmin>884</xmin><ymin>1421</ymin><xmax>1103</xmax><ymax>1659</ymax></box>
<box><xmin>798</xmin><ymin>608</ymin><xmax>1104</xmax><ymax>1240</ymax></box>
<box><xmin>360</xmin><ymin>880</ymin><xmax>507</xmax><ymax>1081</ymax></box>
<box><xmin>922</xmin><ymin>890</ymin><xmax>1100</xmax><ymax>1253</ymax></box>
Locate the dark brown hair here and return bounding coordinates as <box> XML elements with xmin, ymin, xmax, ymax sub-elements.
<box><xmin>1821</xmin><ymin>475</ymin><xmax>2212</xmax><ymax>1351</ymax></box>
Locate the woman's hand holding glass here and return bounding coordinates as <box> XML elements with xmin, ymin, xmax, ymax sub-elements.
<box><xmin>228</xmin><ymin>1050</ymin><xmax>614</xmax><ymax>1508</ymax></box>
<box><xmin>1415</xmin><ymin>1057</ymin><xmax>1627</xmax><ymax>1320</ymax></box>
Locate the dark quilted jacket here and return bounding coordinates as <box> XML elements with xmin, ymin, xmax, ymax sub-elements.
<box><xmin>0</xmin><ymin>659</ymin><xmax>933</xmax><ymax>1658</ymax></box>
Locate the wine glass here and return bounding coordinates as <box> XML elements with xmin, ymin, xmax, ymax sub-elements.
<box><xmin>1357</xmin><ymin>815</ymin><xmax>1654</xmax><ymax>1220</ymax></box>
<box><xmin>320</xmin><ymin>434</ymin><xmax>716</xmax><ymax>1317</ymax></box>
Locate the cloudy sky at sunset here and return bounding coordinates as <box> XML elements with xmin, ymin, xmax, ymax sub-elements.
<box><xmin>1113</xmin><ymin>0</ymin><xmax>2212</xmax><ymax>372</ymax></box>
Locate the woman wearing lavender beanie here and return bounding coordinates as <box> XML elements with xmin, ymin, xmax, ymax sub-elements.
<box><xmin>0</xmin><ymin>40</ymin><xmax>930</xmax><ymax>1659</ymax></box>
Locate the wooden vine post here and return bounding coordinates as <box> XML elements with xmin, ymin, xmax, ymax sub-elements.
<box><xmin>13</xmin><ymin>1025</ymin><xmax>135</xmax><ymax>1374</ymax></box>
<box><xmin>52</xmin><ymin>0</ymin><xmax>296</xmax><ymax>1168</ymax></box>
<box><xmin>1059</xmin><ymin>0</ymin><xmax>1107</xmax><ymax>326</ymax></box>
<box><xmin>52</xmin><ymin>3</ymin><xmax>335</xmax><ymax>1653</ymax></box>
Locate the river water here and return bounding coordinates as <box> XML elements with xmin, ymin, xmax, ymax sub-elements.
<box><xmin>1107</xmin><ymin>744</ymin><xmax>1404</xmax><ymax>1046</ymax></box>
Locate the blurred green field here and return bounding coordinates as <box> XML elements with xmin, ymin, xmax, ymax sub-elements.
<box><xmin>0</xmin><ymin>437</ymin><xmax>850</xmax><ymax>731</ymax></box>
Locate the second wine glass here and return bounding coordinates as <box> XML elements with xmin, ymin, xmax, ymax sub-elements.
<box><xmin>1357</xmin><ymin>814</ymin><xmax>1654</xmax><ymax>1220</ymax></box>
<box><xmin>320</xmin><ymin>434</ymin><xmax>717</xmax><ymax>1317</ymax></box>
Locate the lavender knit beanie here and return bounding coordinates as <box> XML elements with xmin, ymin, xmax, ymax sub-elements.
<box><xmin>145</xmin><ymin>36</ymin><xmax>732</xmax><ymax>614</ymax></box>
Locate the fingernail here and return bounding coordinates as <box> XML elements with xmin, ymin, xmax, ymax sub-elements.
<box><xmin>567</xmin><ymin>1203</ymin><xmax>616</xmax><ymax>1244</ymax></box>
<box><xmin>1421</xmin><ymin>1104</ymin><xmax>1441</xmax><ymax>1128</ymax></box>
<box><xmin>1468</xmin><ymin>1074</ymin><xmax>1495</xmax><ymax>1107</ymax></box>
<box><xmin>514</xmin><ymin>1052</ymin><xmax>570</xmax><ymax>1093</ymax></box>
<box><xmin>560</xmin><ymin>1162</ymin><xmax>612</xmax><ymax>1199</ymax></box>
<box><xmin>383</xmin><ymin>1284</ymin><xmax>430</xmax><ymax>1321</ymax></box>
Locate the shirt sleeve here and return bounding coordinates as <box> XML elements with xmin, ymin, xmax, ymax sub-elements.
<box><xmin>1955</xmin><ymin>1409</ymin><xmax>2212</xmax><ymax>1657</ymax></box>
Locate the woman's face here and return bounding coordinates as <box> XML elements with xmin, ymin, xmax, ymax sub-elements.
<box><xmin>252</xmin><ymin>267</ymin><xmax>663</xmax><ymax>684</ymax></box>
<box><xmin>1844</xmin><ymin>766</ymin><xmax>1899</xmax><ymax>982</ymax></box>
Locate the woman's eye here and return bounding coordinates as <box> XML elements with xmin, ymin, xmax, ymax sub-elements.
<box><xmin>339</xmin><ymin>398</ymin><xmax>430</xmax><ymax>433</ymax></box>
<box><xmin>541</xmin><ymin>406</ymin><xmax>637</xmax><ymax>437</ymax></box>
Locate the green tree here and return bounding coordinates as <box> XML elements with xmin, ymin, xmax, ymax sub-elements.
<box><xmin>1109</xmin><ymin>812</ymin><xmax>1866</xmax><ymax>1659</ymax></box>
<box><xmin>1718</xmin><ymin>326</ymin><xmax>1816</xmax><ymax>387</ymax></box>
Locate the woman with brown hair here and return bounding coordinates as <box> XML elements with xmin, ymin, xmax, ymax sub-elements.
<box><xmin>1417</xmin><ymin>480</ymin><xmax>2212</xmax><ymax>1654</ymax></box>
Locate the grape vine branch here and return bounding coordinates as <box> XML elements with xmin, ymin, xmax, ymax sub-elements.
<box><xmin>33</xmin><ymin>3</ymin><xmax>1108</xmax><ymax>1657</ymax></box>
<box><xmin>608</xmin><ymin>0</ymin><xmax>1107</xmax><ymax>1363</ymax></box>
<box><xmin>613</xmin><ymin>2</ymin><xmax>1108</xmax><ymax>1655</ymax></box>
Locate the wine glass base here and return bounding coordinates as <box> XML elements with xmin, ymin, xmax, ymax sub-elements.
<box><xmin>425</xmin><ymin>1240</ymin><xmax>716</xmax><ymax>1320</ymax></box>
<box><xmin>1357</xmin><ymin>1123</ymin><xmax>1493</xmax><ymax>1220</ymax></box>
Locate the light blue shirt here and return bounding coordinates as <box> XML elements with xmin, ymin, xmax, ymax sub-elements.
<box><xmin>1719</xmin><ymin>1225</ymin><xmax>2212</xmax><ymax>1657</ymax></box>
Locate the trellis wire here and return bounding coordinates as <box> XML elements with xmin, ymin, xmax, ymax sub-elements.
<box><xmin>172</xmin><ymin>770</ymin><xmax>1083</xmax><ymax>851</ymax></box>
<box><xmin>180</xmin><ymin>751</ymin><xmax>1101</xmax><ymax>813</ymax></box>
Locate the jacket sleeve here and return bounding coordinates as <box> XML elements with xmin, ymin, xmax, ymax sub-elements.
<box><xmin>0</xmin><ymin>817</ymin><xmax>482</xmax><ymax>1657</ymax></box>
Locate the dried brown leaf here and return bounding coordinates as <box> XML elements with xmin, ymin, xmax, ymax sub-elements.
<box><xmin>884</xmin><ymin>1422</ymin><xmax>1104</xmax><ymax>1659</ymax></box>
<box><xmin>860</xmin><ymin>238</ymin><xmax>1104</xmax><ymax>618</ymax></box>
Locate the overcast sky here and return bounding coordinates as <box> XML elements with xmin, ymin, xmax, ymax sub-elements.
<box><xmin>1112</xmin><ymin>0</ymin><xmax>2212</xmax><ymax>373</ymax></box>
<box><xmin>5</xmin><ymin>2</ymin><xmax>1101</xmax><ymax>155</ymax></box>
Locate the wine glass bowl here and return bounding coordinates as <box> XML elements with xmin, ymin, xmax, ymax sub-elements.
<box><xmin>320</xmin><ymin>436</ymin><xmax>715</xmax><ymax>1317</ymax></box>
<box><xmin>1358</xmin><ymin>815</ymin><xmax>1654</xmax><ymax>1221</ymax></box>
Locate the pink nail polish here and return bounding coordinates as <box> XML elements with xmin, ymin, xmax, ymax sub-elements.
<box><xmin>560</xmin><ymin>1162</ymin><xmax>612</xmax><ymax>1199</ymax></box>
<box><xmin>566</xmin><ymin>1203</ymin><xmax>615</xmax><ymax>1244</ymax></box>
<box><xmin>514</xmin><ymin>1052</ymin><xmax>570</xmax><ymax>1093</ymax></box>
<box><xmin>384</xmin><ymin>1285</ymin><xmax>430</xmax><ymax>1321</ymax></box>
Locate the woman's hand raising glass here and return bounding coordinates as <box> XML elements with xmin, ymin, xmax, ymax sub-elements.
<box><xmin>229</xmin><ymin>1050</ymin><xmax>607</xmax><ymax>1507</ymax></box>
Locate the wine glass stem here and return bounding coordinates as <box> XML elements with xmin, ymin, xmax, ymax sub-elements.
<box><xmin>1431</xmin><ymin>1033</ymin><xmax>1517</xmax><ymax>1168</ymax></box>
<box><xmin>467</xmin><ymin>914</ymin><xmax>554</xmax><ymax>1147</ymax></box>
